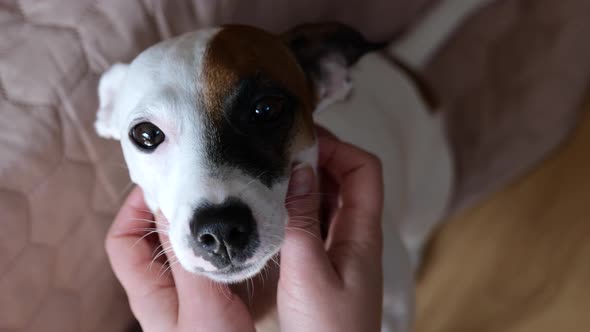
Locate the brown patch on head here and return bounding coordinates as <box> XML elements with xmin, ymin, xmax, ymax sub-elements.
<box><xmin>202</xmin><ymin>25</ymin><xmax>315</xmax><ymax>149</ymax></box>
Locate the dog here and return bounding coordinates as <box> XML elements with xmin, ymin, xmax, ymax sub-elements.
<box><xmin>96</xmin><ymin>0</ymin><xmax>498</xmax><ymax>330</ymax></box>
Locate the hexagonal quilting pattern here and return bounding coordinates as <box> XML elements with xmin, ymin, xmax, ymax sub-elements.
<box><xmin>19</xmin><ymin>0</ymin><xmax>95</xmax><ymax>28</ymax></box>
<box><xmin>0</xmin><ymin>246</ymin><xmax>55</xmax><ymax>329</ymax></box>
<box><xmin>0</xmin><ymin>189</ymin><xmax>29</xmax><ymax>275</ymax></box>
<box><xmin>54</xmin><ymin>218</ymin><xmax>108</xmax><ymax>291</ymax></box>
<box><xmin>29</xmin><ymin>161</ymin><xmax>95</xmax><ymax>246</ymax></box>
<box><xmin>0</xmin><ymin>99</ymin><xmax>61</xmax><ymax>193</ymax></box>
<box><xmin>0</xmin><ymin>25</ymin><xmax>85</xmax><ymax>106</ymax></box>
<box><xmin>79</xmin><ymin>267</ymin><xmax>129</xmax><ymax>332</ymax></box>
<box><xmin>26</xmin><ymin>291</ymin><xmax>80</xmax><ymax>332</ymax></box>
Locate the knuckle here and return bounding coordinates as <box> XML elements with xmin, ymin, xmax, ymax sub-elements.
<box><xmin>367</xmin><ymin>153</ymin><xmax>382</xmax><ymax>170</ymax></box>
<box><xmin>104</xmin><ymin>227</ymin><xmax>118</xmax><ymax>257</ymax></box>
<box><xmin>359</xmin><ymin>150</ymin><xmax>382</xmax><ymax>170</ymax></box>
<box><xmin>104</xmin><ymin>236</ymin><xmax>114</xmax><ymax>256</ymax></box>
<box><xmin>364</xmin><ymin>153</ymin><xmax>383</xmax><ymax>184</ymax></box>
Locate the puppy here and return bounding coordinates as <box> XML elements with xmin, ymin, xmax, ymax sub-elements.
<box><xmin>96</xmin><ymin>23</ymin><xmax>386</xmax><ymax>281</ymax></box>
<box><xmin>96</xmin><ymin>0</ymin><xmax>495</xmax><ymax>330</ymax></box>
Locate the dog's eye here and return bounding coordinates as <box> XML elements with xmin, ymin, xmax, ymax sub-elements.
<box><xmin>129</xmin><ymin>122</ymin><xmax>165</xmax><ymax>150</ymax></box>
<box><xmin>251</xmin><ymin>97</ymin><xmax>284</xmax><ymax>123</ymax></box>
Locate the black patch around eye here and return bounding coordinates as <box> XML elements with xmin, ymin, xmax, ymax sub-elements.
<box><xmin>129</xmin><ymin>122</ymin><xmax>165</xmax><ymax>151</ymax></box>
<box><xmin>218</xmin><ymin>76</ymin><xmax>298</xmax><ymax>140</ymax></box>
<box><xmin>227</xmin><ymin>77</ymin><xmax>297</xmax><ymax>133</ymax></box>
<box><xmin>203</xmin><ymin>77</ymin><xmax>298</xmax><ymax>187</ymax></box>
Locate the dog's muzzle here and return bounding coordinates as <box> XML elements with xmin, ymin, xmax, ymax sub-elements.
<box><xmin>189</xmin><ymin>197</ymin><xmax>259</xmax><ymax>270</ymax></box>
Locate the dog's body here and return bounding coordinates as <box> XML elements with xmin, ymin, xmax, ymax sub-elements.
<box><xmin>94</xmin><ymin>1</ymin><xmax>518</xmax><ymax>331</ymax></box>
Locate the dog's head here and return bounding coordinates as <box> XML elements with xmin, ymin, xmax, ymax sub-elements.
<box><xmin>96</xmin><ymin>23</ymin><xmax>382</xmax><ymax>282</ymax></box>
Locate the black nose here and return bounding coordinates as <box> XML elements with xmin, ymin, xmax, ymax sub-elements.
<box><xmin>190</xmin><ymin>198</ymin><xmax>258</xmax><ymax>267</ymax></box>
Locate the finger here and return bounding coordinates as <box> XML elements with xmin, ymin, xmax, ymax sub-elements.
<box><xmin>319</xmin><ymin>135</ymin><xmax>383</xmax><ymax>217</ymax></box>
<box><xmin>318</xmin><ymin>136</ymin><xmax>384</xmax><ymax>269</ymax></box>
<box><xmin>318</xmin><ymin>168</ymin><xmax>340</xmax><ymax>236</ymax></box>
<box><xmin>314</xmin><ymin>124</ymin><xmax>338</xmax><ymax>140</ymax></box>
<box><xmin>314</xmin><ymin>125</ymin><xmax>341</xmax><ymax>231</ymax></box>
<box><xmin>156</xmin><ymin>221</ymin><xmax>256</xmax><ymax>331</ymax></box>
<box><xmin>281</xmin><ymin>165</ymin><xmax>335</xmax><ymax>282</ymax></box>
<box><xmin>105</xmin><ymin>186</ymin><xmax>177</xmax><ymax>330</ymax></box>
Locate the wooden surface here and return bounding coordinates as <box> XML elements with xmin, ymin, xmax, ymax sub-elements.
<box><xmin>415</xmin><ymin>100</ymin><xmax>590</xmax><ymax>332</ymax></box>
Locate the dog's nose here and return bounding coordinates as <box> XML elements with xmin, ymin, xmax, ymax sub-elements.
<box><xmin>190</xmin><ymin>198</ymin><xmax>257</xmax><ymax>265</ymax></box>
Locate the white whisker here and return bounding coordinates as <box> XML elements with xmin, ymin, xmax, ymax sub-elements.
<box><xmin>150</xmin><ymin>240</ymin><xmax>171</xmax><ymax>258</ymax></box>
<box><xmin>238</xmin><ymin>170</ymin><xmax>268</xmax><ymax>195</ymax></box>
<box><xmin>128</xmin><ymin>217</ymin><xmax>170</xmax><ymax>229</ymax></box>
<box><xmin>285</xmin><ymin>227</ymin><xmax>321</xmax><ymax>241</ymax></box>
<box><xmin>158</xmin><ymin>256</ymin><xmax>179</xmax><ymax>280</ymax></box>
<box><xmin>290</xmin><ymin>215</ymin><xmax>321</xmax><ymax>223</ymax></box>
<box><xmin>131</xmin><ymin>229</ymin><xmax>169</xmax><ymax>248</ymax></box>
<box><xmin>285</xmin><ymin>192</ymin><xmax>336</xmax><ymax>201</ymax></box>
<box><xmin>148</xmin><ymin>247</ymin><xmax>175</xmax><ymax>271</ymax></box>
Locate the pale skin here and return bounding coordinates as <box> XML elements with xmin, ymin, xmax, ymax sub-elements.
<box><xmin>105</xmin><ymin>127</ymin><xmax>384</xmax><ymax>332</ymax></box>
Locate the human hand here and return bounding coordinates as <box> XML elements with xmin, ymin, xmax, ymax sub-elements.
<box><xmin>278</xmin><ymin>127</ymin><xmax>385</xmax><ymax>332</ymax></box>
<box><xmin>105</xmin><ymin>187</ymin><xmax>256</xmax><ymax>332</ymax></box>
<box><xmin>105</xmin><ymin>127</ymin><xmax>384</xmax><ymax>332</ymax></box>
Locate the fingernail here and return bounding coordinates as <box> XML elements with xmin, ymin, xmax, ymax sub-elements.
<box><xmin>289</xmin><ymin>165</ymin><xmax>314</xmax><ymax>196</ymax></box>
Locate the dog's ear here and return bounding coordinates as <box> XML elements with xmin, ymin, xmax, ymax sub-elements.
<box><xmin>95</xmin><ymin>63</ymin><xmax>129</xmax><ymax>140</ymax></box>
<box><xmin>282</xmin><ymin>23</ymin><xmax>386</xmax><ymax>111</ymax></box>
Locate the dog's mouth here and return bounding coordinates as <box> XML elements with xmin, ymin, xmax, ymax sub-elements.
<box><xmin>206</xmin><ymin>263</ymin><xmax>255</xmax><ymax>277</ymax></box>
<box><xmin>197</xmin><ymin>251</ymin><xmax>278</xmax><ymax>283</ymax></box>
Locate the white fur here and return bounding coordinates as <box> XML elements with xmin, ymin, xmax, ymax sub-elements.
<box><xmin>293</xmin><ymin>142</ymin><xmax>319</xmax><ymax>171</ymax></box>
<box><xmin>96</xmin><ymin>63</ymin><xmax>129</xmax><ymax>139</ymax></box>
<box><xmin>314</xmin><ymin>54</ymin><xmax>354</xmax><ymax>112</ymax></box>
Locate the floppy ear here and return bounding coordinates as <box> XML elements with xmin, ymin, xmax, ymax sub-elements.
<box><xmin>95</xmin><ymin>63</ymin><xmax>129</xmax><ymax>140</ymax></box>
<box><xmin>282</xmin><ymin>23</ymin><xmax>386</xmax><ymax>111</ymax></box>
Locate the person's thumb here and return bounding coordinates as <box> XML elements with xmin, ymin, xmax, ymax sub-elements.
<box><xmin>280</xmin><ymin>165</ymin><xmax>332</xmax><ymax>282</ymax></box>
